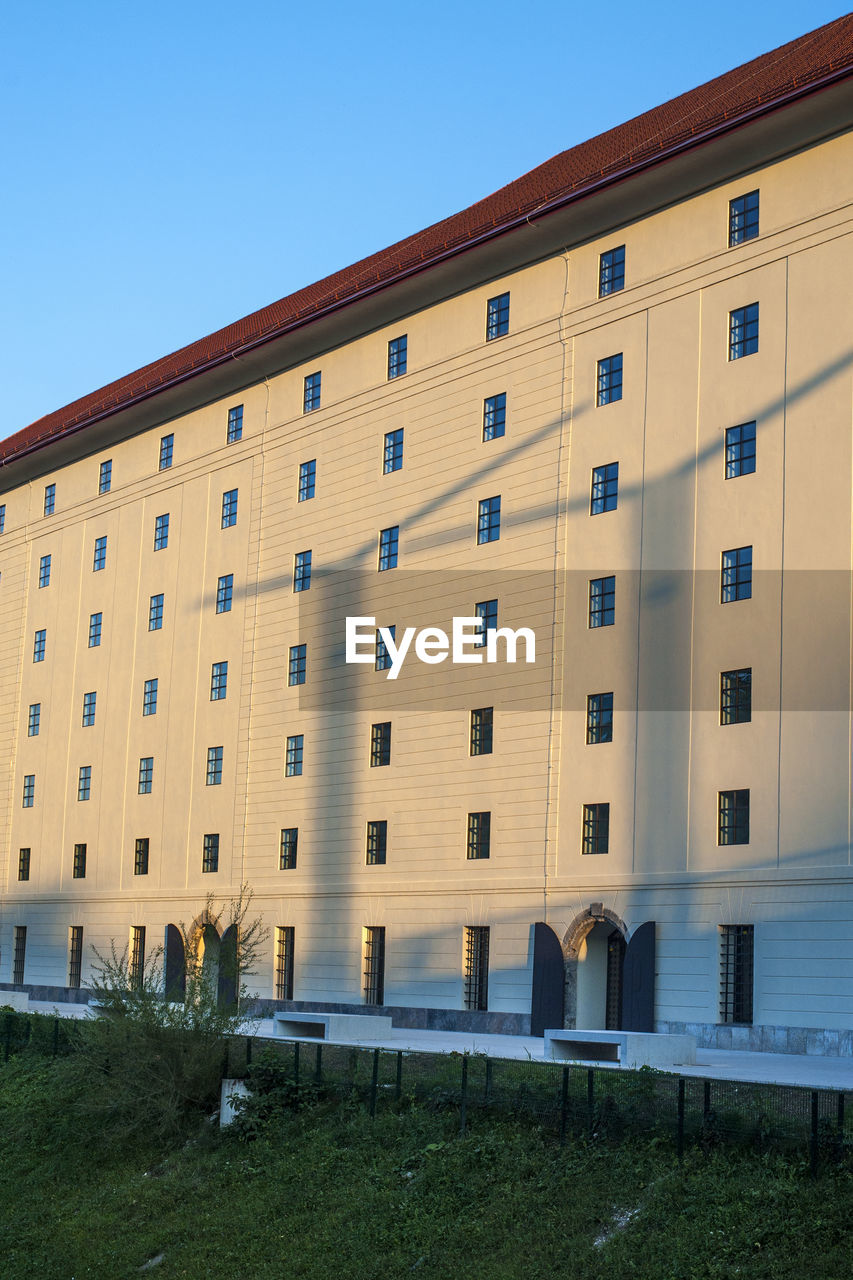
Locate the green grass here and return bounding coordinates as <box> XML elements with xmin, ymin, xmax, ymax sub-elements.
<box><xmin>0</xmin><ymin>1053</ymin><xmax>851</xmax><ymax>1280</ymax></box>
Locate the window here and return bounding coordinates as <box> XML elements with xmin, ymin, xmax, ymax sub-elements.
<box><xmin>720</xmin><ymin>925</ymin><xmax>754</xmax><ymax>1024</ymax></box>
<box><xmin>99</xmin><ymin>459</ymin><xmax>112</xmax><ymax>494</ymax></box>
<box><xmin>82</xmin><ymin>691</ymin><xmax>97</xmax><ymax>727</ymax></box>
<box><xmin>467</xmin><ymin>811</ymin><xmax>491</xmax><ymax>860</ymax></box>
<box><xmin>33</xmin><ymin>629</ymin><xmax>46</xmax><ymax>662</ymax></box>
<box><xmin>279</xmin><ymin>827</ymin><xmax>298</xmax><ymax>870</ymax></box>
<box><xmin>288</xmin><ymin>644</ymin><xmax>307</xmax><ymax>687</ymax></box>
<box><xmin>202</xmin><ymin>833</ymin><xmax>219</xmax><ymax>873</ymax></box>
<box><xmin>729</xmin><ymin>303</ymin><xmax>759</xmax><ymax>359</ymax></box>
<box><xmin>375</xmin><ymin>625</ymin><xmax>395</xmax><ymax>672</ymax></box>
<box><xmin>143</xmin><ymin>678</ymin><xmax>158</xmax><ymax>716</ymax></box>
<box><xmin>725</xmin><ymin>421</ymin><xmax>756</xmax><ymax>478</ymax></box>
<box><xmin>22</xmin><ymin>775</ymin><xmax>35</xmax><ymax>807</ymax></box>
<box><xmin>134</xmin><ymin>837</ymin><xmax>149</xmax><ymax>876</ymax></box>
<box><xmin>477</xmin><ymin>496</ymin><xmax>501</xmax><ymax>545</ymax></box>
<box><xmin>464</xmin><ymin>926</ymin><xmax>489</xmax><ymax>1011</ymax></box>
<box><xmin>370</xmin><ymin>721</ymin><xmax>391</xmax><ymax>767</ymax></box>
<box><xmin>383</xmin><ymin>428</ymin><xmax>404</xmax><ymax>473</ymax></box>
<box><xmin>470</xmin><ymin>707</ymin><xmax>494</xmax><ymax>756</ymax></box>
<box><xmin>388</xmin><ymin>334</ymin><xmax>407</xmax><ymax>379</ymax></box>
<box><xmin>363</xmin><ymin>926</ymin><xmax>385</xmax><ymax>1005</ymax></box>
<box><xmin>44</xmin><ymin>484</ymin><xmax>55</xmax><ymax>516</ymax></box>
<box><xmin>148</xmin><ymin>593</ymin><xmax>164</xmax><ymax>631</ymax></box>
<box><xmin>589</xmin><ymin>576</ymin><xmax>615</xmax><ymax>628</ymax></box>
<box><xmin>154</xmin><ymin>513</ymin><xmax>170</xmax><ymax>550</ymax></box>
<box><xmin>599</xmin><ymin>245</ymin><xmax>626</xmax><ymax>296</ymax></box>
<box><xmin>474</xmin><ymin>599</ymin><xmax>498</xmax><ymax>649</ymax></box>
<box><xmin>721</xmin><ymin>546</ymin><xmax>752</xmax><ymax>602</ymax></box>
<box><xmin>77</xmin><ymin>766</ymin><xmax>91</xmax><ymax>801</ymax></box>
<box><xmin>298</xmin><ymin>459</ymin><xmax>316</xmax><ymax>501</ymax></box>
<box><xmin>729</xmin><ymin>191</ymin><xmax>759</xmax><ymax>246</ymax></box>
<box><xmin>227</xmin><ymin>404</ymin><xmax>243</xmax><ymax>443</ymax></box>
<box><xmin>582</xmin><ymin>802</ymin><xmax>610</xmax><ymax>854</ymax></box>
<box><xmin>93</xmin><ymin>535</ymin><xmax>107</xmax><ymax>571</ymax></box>
<box><xmin>275</xmin><ymin>926</ymin><xmax>295</xmax><ymax>1000</ymax></box>
<box><xmin>216</xmin><ymin>574</ymin><xmax>233</xmax><ymax>614</ymax></box>
<box><xmin>294</xmin><ymin>550</ymin><xmax>312</xmax><ymax>592</ymax></box>
<box><xmin>68</xmin><ymin>926</ymin><xmax>84</xmax><ymax>987</ymax></box>
<box><xmin>718</xmin><ymin>789</ymin><xmax>749</xmax><ymax>845</ymax></box>
<box><xmin>0</xmin><ymin>504</ymin><xmax>5</xmax><ymax>533</ymax></box>
<box><xmin>38</xmin><ymin>553</ymin><xmax>51</xmax><ymax>588</ymax></box>
<box><xmin>12</xmin><ymin>927</ymin><xmax>26</xmax><ymax>984</ymax></box>
<box><xmin>206</xmin><ymin>746</ymin><xmax>223</xmax><ymax>786</ymax></box>
<box><xmin>18</xmin><ymin>849</ymin><xmax>30</xmax><ymax>883</ymax></box>
<box><xmin>210</xmin><ymin>661</ymin><xmax>228</xmax><ymax>701</ymax></box>
<box><xmin>486</xmin><ymin>292</ymin><xmax>509</xmax><ymax>340</ymax></box>
<box><xmin>130</xmin><ymin>926</ymin><xmax>146</xmax><ymax>989</ymax></box>
<box><xmin>378</xmin><ymin>526</ymin><xmax>399</xmax><ymax>571</ymax></box>
<box><xmin>72</xmin><ymin>843</ymin><xmax>87</xmax><ymax>879</ymax></box>
<box><xmin>597</xmin><ymin>354</ymin><xmax>623</xmax><ymax>405</ymax></box>
<box><xmin>366</xmin><ymin>820</ymin><xmax>387</xmax><ymax>865</ymax></box>
<box><xmin>586</xmin><ymin>692</ymin><xmax>614</xmax><ymax>744</ymax></box>
<box><xmin>483</xmin><ymin>393</ymin><xmax>506</xmax><ymax>442</ymax></box>
<box><xmin>303</xmin><ymin>371</ymin><xmax>321</xmax><ymax>413</ymax></box>
<box><xmin>159</xmin><ymin>433</ymin><xmax>174</xmax><ymax>470</ymax></box>
<box><xmin>721</xmin><ymin>669</ymin><xmax>752</xmax><ymax>725</ymax></box>
<box><xmin>285</xmin><ymin>735</ymin><xmax>304</xmax><ymax>777</ymax></box>
<box><xmin>138</xmin><ymin>757</ymin><xmax>154</xmax><ymax>795</ymax></box>
<box><xmin>27</xmin><ymin>703</ymin><xmax>40</xmax><ymax>737</ymax></box>
<box><xmin>89</xmin><ymin>612</ymin><xmax>103</xmax><ymax>647</ymax></box>
<box><xmin>221</xmin><ymin>489</ymin><xmax>238</xmax><ymax>528</ymax></box>
<box><xmin>591</xmin><ymin>463</ymin><xmax>618</xmax><ymax>515</ymax></box>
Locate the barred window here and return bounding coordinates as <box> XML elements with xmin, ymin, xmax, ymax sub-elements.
<box><xmin>729</xmin><ymin>303</ymin><xmax>759</xmax><ymax>359</ymax></box>
<box><xmin>68</xmin><ymin>926</ymin><xmax>83</xmax><ymax>988</ymax></box>
<box><xmin>72</xmin><ymin>843</ymin><xmax>87</xmax><ymax>879</ymax></box>
<box><xmin>718</xmin><ymin>789</ymin><xmax>749</xmax><ymax>845</ymax></box>
<box><xmin>483</xmin><ymin>392</ymin><xmax>506</xmax><ymax>442</ymax></box>
<box><xmin>99</xmin><ymin>459</ymin><xmax>112</xmax><ymax>494</ymax></box>
<box><xmin>130</xmin><ymin>926</ymin><xmax>146</xmax><ymax>989</ymax></box>
<box><xmin>153</xmin><ymin>513</ymin><xmax>169</xmax><ymax>551</ymax></box>
<box><xmin>93</xmin><ymin>536</ymin><xmax>107</xmax><ymax>571</ymax></box>
<box><xmin>383</xmin><ymin>428</ymin><xmax>404</xmax><ymax>474</ymax></box>
<box><xmin>725</xmin><ymin>421</ymin><xmax>756</xmax><ymax>478</ymax></box>
<box><xmin>370</xmin><ymin>722</ymin><xmax>391</xmax><ymax>767</ymax></box>
<box><xmin>486</xmin><ymin>292</ymin><xmax>509</xmax><ymax>341</ymax></box>
<box><xmin>366</xmin><ymin>820</ymin><xmax>387</xmax><ymax>865</ymax></box>
<box><xmin>202</xmin><ymin>833</ymin><xmax>220</xmax><ymax>873</ymax></box>
<box><xmin>275</xmin><ymin>926</ymin><xmax>295</xmax><ymax>1000</ymax></box>
<box><xmin>721</xmin><ymin>546</ymin><xmax>752</xmax><ymax>603</ymax></box>
<box><xmin>134</xmin><ymin>837</ymin><xmax>149</xmax><ymax>876</ymax></box>
<box><xmin>464</xmin><ymin>926</ymin><xmax>489</xmax><ymax>1011</ymax></box>
<box><xmin>477</xmin><ymin>496</ymin><xmax>501</xmax><ymax>545</ymax></box>
<box><xmin>363</xmin><ymin>926</ymin><xmax>385</xmax><ymax>1005</ymax></box>
<box><xmin>18</xmin><ymin>848</ymin><xmax>30</xmax><ymax>882</ymax></box>
<box><xmin>303</xmin><ymin>371</ymin><xmax>321</xmax><ymax>413</ymax></box>
<box><xmin>582</xmin><ymin>803</ymin><xmax>610</xmax><ymax>854</ymax></box>
<box><xmin>591</xmin><ymin>462</ymin><xmax>618</xmax><ymax>514</ymax></box>
<box><xmin>221</xmin><ymin>489</ymin><xmax>238</xmax><ymax>529</ymax></box>
<box><xmin>378</xmin><ymin>526</ymin><xmax>399</xmax><ymax>571</ymax></box>
<box><xmin>159</xmin><ymin>433</ymin><xmax>174</xmax><ymax>470</ymax></box>
<box><xmin>720</xmin><ymin>669</ymin><xmax>752</xmax><ymax>725</ymax></box>
<box><xmin>720</xmin><ymin>924</ymin><xmax>754</xmax><ymax>1024</ymax></box>
<box><xmin>13</xmin><ymin>926</ymin><xmax>26</xmax><ymax>985</ymax></box>
<box><xmin>589</xmin><ymin>576</ymin><xmax>615</xmax><ymax>628</ymax></box>
<box><xmin>279</xmin><ymin>827</ymin><xmax>298</xmax><ymax>870</ymax></box>
<box><xmin>586</xmin><ymin>692</ymin><xmax>614</xmax><ymax>744</ymax></box>
<box><xmin>375</xmin><ymin>625</ymin><xmax>395</xmax><ymax>672</ymax></box>
<box><xmin>294</xmin><ymin>550</ymin><xmax>312</xmax><ymax>592</ymax></box>
<box><xmin>298</xmin><ymin>459</ymin><xmax>316</xmax><ymax>501</ymax></box>
<box><xmin>285</xmin><ymin>735</ymin><xmax>304</xmax><ymax>777</ymax></box>
<box><xmin>148</xmin><ymin>593</ymin><xmax>164</xmax><ymax>631</ymax></box>
<box><xmin>227</xmin><ymin>404</ymin><xmax>243</xmax><ymax>444</ymax></box>
<box><xmin>599</xmin><ymin>245</ymin><xmax>625</xmax><ymax>296</ymax></box>
<box><xmin>596</xmin><ymin>354</ymin><xmax>623</xmax><ymax>405</ymax></box>
<box><xmin>206</xmin><ymin>746</ymin><xmax>223</xmax><ymax>786</ymax></box>
<box><xmin>38</xmin><ymin>553</ymin><xmax>51</xmax><ymax>588</ymax></box>
<box><xmin>466</xmin><ymin>811</ymin><xmax>491</xmax><ymax>860</ymax></box>
<box><xmin>388</xmin><ymin>335</ymin><xmax>407</xmax><ymax>379</ymax></box>
<box><xmin>729</xmin><ymin>191</ymin><xmax>759</xmax><ymax>246</ymax></box>
<box><xmin>89</xmin><ymin>612</ymin><xmax>103</xmax><ymax>647</ymax></box>
<box><xmin>470</xmin><ymin>707</ymin><xmax>493</xmax><ymax>756</ymax></box>
<box><xmin>143</xmin><ymin>678</ymin><xmax>158</xmax><ymax>717</ymax></box>
<box><xmin>82</xmin><ymin>691</ymin><xmax>96</xmax><ymax>727</ymax></box>
<box><xmin>288</xmin><ymin>644</ymin><xmax>307</xmax><ymax>687</ymax></box>
<box><xmin>216</xmin><ymin>574</ymin><xmax>233</xmax><ymax>614</ymax></box>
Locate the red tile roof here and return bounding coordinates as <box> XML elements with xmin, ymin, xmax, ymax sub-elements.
<box><xmin>4</xmin><ymin>14</ymin><xmax>853</xmax><ymax>466</ymax></box>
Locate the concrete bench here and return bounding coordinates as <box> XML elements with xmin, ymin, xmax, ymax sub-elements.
<box><xmin>272</xmin><ymin>1011</ymin><xmax>393</xmax><ymax>1042</ymax></box>
<box><xmin>544</xmin><ymin>1029</ymin><xmax>696</xmax><ymax>1070</ymax></box>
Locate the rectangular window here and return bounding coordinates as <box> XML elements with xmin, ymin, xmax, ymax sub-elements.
<box><xmin>216</xmin><ymin>574</ymin><xmax>233</xmax><ymax>614</ymax></box>
<box><xmin>363</xmin><ymin>926</ymin><xmax>385</xmax><ymax>1005</ymax></box>
<box><xmin>33</xmin><ymin>629</ymin><xmax>46</xmax><ymax>662</ymax></box>
<box><xmin>210</xmin><ymin>661</ymin><xmax>228</xmax><ymax>701</ymax></box>
<box><xmin>134</xmin><ymin>837</ymin><xmax>149</xmax><ymax>876</ymax></box>
<box><xmin>285</xmin><ymin>735</ymin><xmax>304</xmax><ymax>777</ymax></box>
<box><xmin>378</xmin><ymin>526</ymin><xmax>399</xmax><ymax>571</ymax></box>
<box><xmin>589</xmin><ymin>576</ymin><xmax>616</xmax><ymax>628</ymax></box>
<box><xmin>99</xmin><ymin>459</ymin><xmax>112</xmax><ymax>494</ymax></box>
<box><xmin>477</xmin><ymin>496</ymin><xmax>501</xmax><ymax>544</ymax></box>
<box><xmin>470</xmin><ymin>707</ymin><xmax>494</xmax><ymax>756</ymax></box>
<box><xmin>586</xmin><ymin>692</ymin><xmax>614</xmax><ymax>744</ymax></box>
<box><xmin>483</xmin><ymin>392</ymin><xmax>506</xmax><ymax>442</ymax></box>
<box><xmin>130</xmin><ymin>926</ymin><xmax>146</xmax><ymax>989</ymax></box>
<box><xmin>591</xmin><ymin>462</ymin><xmax>619</xmax><ymax>514</ymax></box>
<box><xmin>464</xmin><ymin>926</ymin><xmax>489</xmax><ymax>1011</ymax></box>
<box><xmin>288</xmin><ymin>644</ymin><xmax>306</xmax><ymax>687</ymax></box>
<box><xmin>466</xmin><ymin>811</ymin><xmax>491</xmax><ymax>860</ymax></box>
<box><xmin>138</xmin><ymin>757</ymin><xmax>154</xmax><ymax>795</ymax></box>
<box><xmin>77</xmin><ymin>766</ymin><xmax>91</xmax><ymax>801</ymax></box>
<box><xmin>718</xmin><ymin>789</ymin><xmax>750</xmax><ymax>845</ymax></box>
<box><xmin>206</xmin><ymin>746</ymin><xmax>223</xmax><ymax>786</ymax></box>
<box><xmin>294</xmin><ymin>550</ymin><xmax>312</xmax><ymax>592</ymax></box>
<box><xmin>148</xmin><ymin>593</ymin><xmax>164</xmax><ymax>631</ymax></box>
<box><xmin>159</xmin><ymin>433</ymin><xmax>174</xmax><ymax>470</ymax></box>
<box><xmin>38</xmin><ymin>553</ymin><xmax>51</xmax><ymax>588</ymax></box>
<box><xmin>720</xmin><ymin>924</ymin><xmax>754</xmax><ymax>1024</ymax></box>
<box><xmin>227</xmin><ymin>404</ymin><xmax>243</xmax><ymax>444</ymax></box>
<box><xmin>721</xmin><ymin>546</ymin><xmax>752</xmax><ymax>602</ymax></box>
<box><xmin>298</xmin><ymin>459</ymin><xmax>316</xmax><ymax>502</ymax></box>
<box><xmin>68</xmin><ymin>926</ymin><xmax>83</xmax><ymax>987</ymax></box>
<box><xmin>582</xmin><ymin>802</ymin><xmax>610</xmax><ymax>854</ymax></box>
<box><xmin>72</xmin><ymin>843</ymin><xmax>87</xmax><ymax>879</ymax></box>
<box><xmin>375</xmin><ymin>625</ymin><xmax>395</xmax><ymax>672</ymax></box>
<box><xmin>82</xmin><ymin>691</ymin><xmax>96</xmax><ymax>727</ymax></box>
<box><xmin>221</xmin><ymin>489</ymin><xmax>238</xmax><ymax>529</ymax></box>
<box><xmin>88</xmin><ymin>612</ymin><xmax>102</xmax><ymax>647</ymax></box>
<box><xmin>720</xmin><ymin>669</ymin><xmax>752</xmax><ymax>725</ymax></box>
<box><xmin>729</xmin><ymin>303</ymin><xmax>759</xmax><ymax>359</ymax></box>
<box><xmin>474</xmin><ymin>599</ymin><xmax>498</xmax><ymax>649</ymax></box>
<box><xmin>597</xmin><ymin>354</ymin><xmax>623</xmax><ymax>405</ymax></box>
<box><xmin>12</xmin><ymin>927</ymin><xmax>26</xmax><ymax>984</ymax></box>
<box><xmin>486</xmin><ymin>292</ymin><xmax>509</xmax><ymax>341</ymax></box>
<box><xmin>387</xmin><ymin>334</ymin><xmax>407</xmax><ymax>379</ymax></box>
<box><xmin>279</xmin><ymin>827</ymin><xmax>298</xmax><ymax>870</ymax></box>
<box><xmin>44</xmin><ymin>484</ymin><xmax>55</xmax><ymax>516</ymax></box>
<box><xmin>729</xmin><ymin>191</ymin><xmax>759</xmax><ymax>246</ymax></box>
<box><xmin>370</xmin><ymin>721</ymin><xmax>391</xmax><ymax>767</ymax></box>
<box><xmin>0</xmin><ymin>503</ymin><xmax>5</xmax><ymax>533</ymax></box>
<box><xmin>202</xmin><ymin>833</ymin><xmax>219</xmax><ymax>873</ymax></box>
<box><xmin>383</xmin><ymin>428</ymin><xmax>404</xmax><ymax>474</ymax></box>
<box><xmin>142</xmin><ymin>677</ymin><xmax>158</xmax><ymax>716</ymax></box>
<box><xmin>27</xmin><ymin>703</ymin><xmax>40</xmax><ymax>737</ymax></box>
<box><xmin>275</xmin><ymin>926</ymin><xmax>295</xmax><ymax>1000</ymax></box>
<box><xmin>725</xmin><ymin>421</ymin><xmax>756</xmax><ymax>478</ymax></box>
<box><xmin>22</xmin><ymin>774</ymin><xmax>35</xmax><ymax>807</ymax></box>
<box><xmin>154</xmin><ymin>513</ymin><xmax>170</xmax><ymax>550</ymax></box>
<box><xmin>18</xmin><ymin>849</ymin><xmax>30</xmax><ymax>883</ymax></box>
<box><xmin>93</xmin><ymin>535</ymin><xmax>107</xmax><ymax>571</ymax></box>
<box><xmin>599</xmin><ymin>245</ymin><xmax>626</xmax><ymax>296</ymax></box>
<box><xmin>366</xmin><ymin>820</ymin><xmax>387</xmax><ymax>866</ymax></box>
<box><xmin>303</xmin><ymin>371</ymin><xmax>321</xmax><ymax>413</ymax></box>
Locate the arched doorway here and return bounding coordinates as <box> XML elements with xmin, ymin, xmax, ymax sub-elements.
<box><xmin>563</xmin><ymin>905</ymin><xmax>628</xmax><ymax>1031</ymax></box>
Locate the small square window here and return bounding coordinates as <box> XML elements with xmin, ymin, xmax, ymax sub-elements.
<box><xmin>18</xmin><ymin>848</ymin><xmax>30</xmax><ymax>882</ymax></box>
<box><xmin>77</xmin><ymin>765</ymin><xmax>91</xmax><ymax>802</ymax></box>
<box><xmin>466</xmin><ymin>811</ymin><xmax>491</xmax><ymax>860</ymax></box>
<box><xmin>216</xmin><ymin>574</ymin><xmax>233</xmax><ymax>614</ymax></box>
<box><xmin>27</xmin><ymin>703</ymin><xmax>40</xmax><ymax>737</ymax></box>
<box><xmin>159</xmin><ymin>434</ymin><xmax>174</xmax><ymax>470</ymax></box>
<box><xmin>142</xmin><ymin>678</ymin><xmax>158</xmax><ymax>716</ymax></box>
<box><xmin>597</xmin><ymin>354</ymin><xmax>623</xmax><ymax>405</ymax></box>
<box><xmin>383</xmin><ymin>429</ymin><xmax>404</xmax><ymax>474</ymax></box>
<box><xmin>477</xmin><ymin>496</ymin><xmax>501</xmax><ymax>545</ymax></box>
<box><xmin>153</xmin><ymin>514</ymin><xmax>169</xmax><ymax>551</ymax></box>
<box><xmin>33</xmin><ymin>629</ymin><xmax>46</xmax><ymax>663</ymax></box>
<box><xmin>582</xmin><ymin>802</ymin><xmax>610</xmax><ymax>854</ymax></box>
<box><xmin>288</xmin><ymin>644</ymin><xmax>307</xmax><ymax>687</ymax></box>
<box><xmin>210</xmin><ymin>661</ymin><xmax>228</xmax><ymax>701</ymax></box>
<box><xmin>148</xmin><ymin>593</ymin><xmax>164</xmax><ymax>631</ymax></box>
<box><xmin>720</xmin><ymin>924</ymin><xmax>754</xmax><ymax>1024</ymax></box>
<box><xmin>721</xmin><ymin>547</ymin><xmax>752</xmax><ymax>603</ymax></box>
<box><xmin>378</xmin><ymin>526</ymin><xmax>399</xmax><ymax>571</ymax></box>
<box><xmin>470</xmin><ymin>706</ymin><xmax>494</xmax><ymax>756</ymax></box>
<box><xmin>366</xmin><ymin>819</ymin><xmax>387</xmax><ymax>865</ymax></box>
<box><xmin>285</xmin><ymin>734</ymin><xmax>304</xmax><ymax>777</ymax></box>
<box><xmin>725</xmin><ymin>421</ymin><xmax>756</xmax><ymax>478</ymax></box>
<box><xmin>370</xmin><ymin>721</ymin><xmax>391</xmax><ymax>767</ymax></box>
<box><xmin>388</xmin><ymin>335</ymin><xmax>407</xmax><ymax>379</ymax></box>
<box><xmin>483</xmin><ymin>393</ymin><xmax>506</xmax><ymax>442</ymax></box>
<box><xmin>279</xmin><ymin>827</ymin><xmax>298</xmax><ymax>870</ymax></box>
<box><xmin>93</xmin><ymin>536</ymin><xmax>107</xmax><ymax>572</ymax></box>
<box><xmin>720</xmin><ymin>668</ymin><xmax>752</xmax><ymax>725</ymax></box>
<box><xmin>134</xmin><ymin>837</ymin><xmax>149</xmax><ymax>876</ymax></box>
<box><xmin>82</xmin><ymin>691</ymin><xmax>96</xmax><ymax>727</ymax></box>
<box><xmin>227</xmin><ymin>404</ymin><xmax>243</xmax><ymax>443</ymax></box>
<box><xmin>474</xmin><ymin>599</ymin><xmax>497</xmax><ymax>650</ymax></box>
<box><xmin>375</xmin><ymin>625</ymin><xmax>395</xmax><ymax>672</ymax></box>
<box><xmin>303</xmin><ymin>371</ymin><xmax>321</xmax><ymax>413</ymax></box>
<box><xmin>294</xmin><ymin>550</ymin><xmax>312</xmax><ymax>592</ymax></box>
<box><xmin>718</xmin><ymin>789</ymin><xmax>750</xmax><ymax>845</ymax></box>
<box><xmin>206</xmin><ymin>745</ymin><xmax>223</xmax><ymax>786</ymax></box>
<box><xmin>591</xmin><ymin>463</ymin><xmax>618</xmax><ymax>514</ymax></box>
<box><xmin>99</xmin><ymin>459</ymin><xmax>112</xmax><ymax>494</ymax></box>
<box><xmin>138</xmin><ymin>757</ymin><xmax>154</xmax><ymax>795</ymax></box>
<box><xmin>599</xmin><ymin>245</ymin><xmax>625</xmax><ymax>297</ymax></box>
<box><xmin>464</xmin><ymin>926</ymin><xmax>489</xmax><ymax>1011</ymax></box>
<box><xmin>22</xmin><ymin>774</ymin><xmax>35</xmax><ymax>807</ymax></box>
<box><xmin>88</xmin><ymin>612</ymin><xmax>103</xmax><ymax>647</ymax></box>
<box><xmin>202</xmin><ymin>833</ymin><xmax>219</xmax><ymax>873</ymax></box>
<box><xmin>72</xmin><ymin>843</ymin><xmax>87</xmax><ymax>879</ymax></box>
<box><xmin>44</xmin><ymin>484</ymin><xmax>55</xmax><ymax>516</ymax></box>
<box><xmin>38</xmin><ymin>553</ymin><xmax>51</xmax><ymax>588</ymax></box>
<box><xmin>729</xmin><ymin>304</ymin><xmax>759</xmax><ymax>360</ymax></box>
<box><xmin>275</xmin><ymin>926</ymin><xmax>295</xmax><ymax>1000</ymax></box>
<box><xmin>298</xmin><ymin>459</ymin><xmax>316</xmax><ymax>501</ymax></box>
<box><xmin>486</xmin><ymin>292</ymin><xmax>510</xmax><ymax>341</ymax></box>
<box><xmin>221</xmin><ymin>489</ymin><xmax>238</xmax><ymax>529</ymax></box>
<box><xmin>589</xmin><ymin>576</ymin><xmax>615</xmax><ymax>628</ymax></box>
<box><xmin>729</xmin><ymin>191</ymin><xmax>759</xmax><ymax>247</ymax></box>
<box><xmin>586</xmin><ymin>692</ymin><xmax>613</xmax><ymax>744</ymax></box>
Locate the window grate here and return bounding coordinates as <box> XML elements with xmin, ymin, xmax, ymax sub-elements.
<box><xmin>13</xmin><ymin>927</ymin><xmax>26</xmax><ymax>984</ymax></box>
<box><xmin>464</xmin><ymin>926</ymin><xmax>489</xmax><ymax>1011</ymax></box>
<box><xmin>470</xmin><ymin>707</ymin><xmax>494</xmax><ymax>756</ymax></box>
<box><xmin>363</xmin><ymin>926</ymin><xmax>385</xmax><ymax>1005</ymax></box>
<box><xmin>366</xmin><ymin>820</ymin><xmax>387</xmax><ymax>865</ymax></box>
<box><xmin>68</xmin><ymin>926</ymin><xmax>83</xmax><ymax>988</ymax></box>
<box><xmin>720</xmin><ymin>924</ymin><xmax>754</xmax><ymax>1024</ymax></box>
<box><xmin>279</xmin><ymin>827</ymin><xmax>298</xmax><ymax>870</ymax></box>
<box><xmin>275</xmin><ymin>926</ymin><xmax>295</xmax><ymax>1000</ymax></box>
<box><xmin>466</xmin><ymin>811</ymin><xmax>491</xmax><ymax>860</ymax></box>
<box><xmin>130</xmin><ymin>926</ymin><xmax>146</xmax><ymax>989</ymax></box>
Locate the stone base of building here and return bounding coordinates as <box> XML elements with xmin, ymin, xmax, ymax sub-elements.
<box><xmin>248</xmin><ymin>998</ymin><xmax>531</xmax><ymax>1037</ymax></box>
<box><xmin>657</xmin><ymin>1020</ymin><xmax>853</xmax><ymax>1057</ymax></box>
<box><xmin>0</xmin><ymin>982</ymin><xmax>90</xmax><ymax>1006</ymax></box>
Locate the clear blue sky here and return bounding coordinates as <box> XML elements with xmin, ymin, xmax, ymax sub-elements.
<box><xmin>1</xmin><ymin>1</ymin><xmax>846</xmax><ymax>434</ymax></box>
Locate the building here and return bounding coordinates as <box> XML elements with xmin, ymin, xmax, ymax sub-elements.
<box><xmin>2</xmin><ymin>17</ymin><xmax>853</xmax><ymax>1052</ymax></box>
